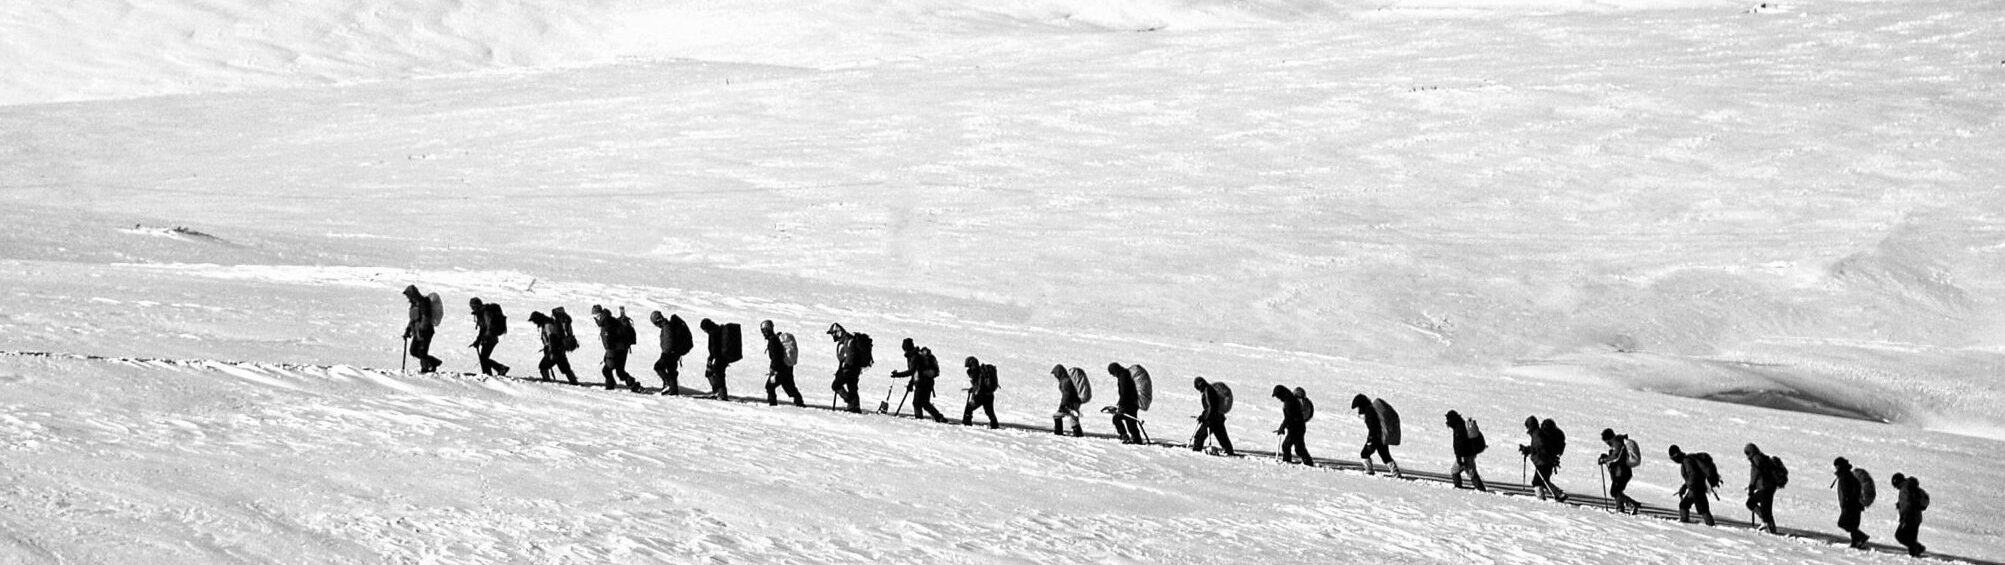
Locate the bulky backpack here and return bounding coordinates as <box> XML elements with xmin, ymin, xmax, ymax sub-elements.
<box><xmin>918</xmin><ymin>347</ymin><xmax>939</xmax><ymax>375</ymax></box>
<box><xmin>426</xmin><ymin>292</ymin><xmax>445</xmax><ymax>328</ymax></box>
<box><xmin>1296</xmin><ymin>387</ymin><xmax>1315</xmax><ymax>422</ymax></box>
<box><xmin>1128</xmin><ymin>365</ymin><xmax>1153</xmax><ymax>411</ymax></box>
<box><xmin>552</xmin><ymin>307</ymin><xmax>580</xmax><ymax>352</ymax></box>
<box><xmin>851</xmin><ymin>333</ymin><xmax>874</xmax><ymax>368</ymax></box>
<box><xmin>1373</xmin><ymin>398</ymin><xmax>1402</xmax><ymax>446</ymax></box>
<box><xmin>1467</xmin><ymin>418</ymin><xmax>1489</xmax><ymax>453</ymax></box>
<box><xmin>668</xmin><ymin>315</ymin><xmax>693</xmax><ymax>357</ymax></box>
<box><xmin>1623</xmin><ymin>437</ymin><xmax>1642</xmax><ymax>468</ymax></box>
<box><xmin>1770</xmin><ymin>456</ymin><xmax>1789</xmax><ymax>489</ymax></box>
<box><xmin>778</xmin><ymin>332</ymin><xmax>799</xmax><ymax>367</ymax></box>
<box><xmin>1912</xmin><ymin>486</ymin><xmax>1929</xmax><ymax>512</ymax></box>
<box><xmin>484</xmin><ymin>303</ymin><xmax>508</xmax><ymax>336</ymax></box>
<box><xmin>1695</xmin><ymin>453</ymin><xmax>1722</xmax><ymax>489</ymax></box>
<box><xmin>1542</xmin><ymin>419</ymin><xmax>1567</xmax><ymax>457</ymax></box>
<box><xmin>619</xmin><ymin>315</ymin><xmax>640</xmax><ymax>348</ymax></box>
<box><xmin>1069</xmin><ymin>367</ymin><xmax>1093</xmax><ymax>404</ymax></box>
<box><xmin>720</xmin><ymin>323</ymin><xmax>743</xmax><ymax>363</ymax></box>
<box><xmin>1855</xmin><ymin>468</ymin><xmax>1877</xmax><ymax>507</ymax></box>
<box><xmin>1212</xmin><ymin>382</ymin><xmax>1234</xmax><ymax>414</ymax></box>
<box><xmin>980</xmin><ymin>364</ymin><xmax>999</xmax><ymax>393</ymax></box>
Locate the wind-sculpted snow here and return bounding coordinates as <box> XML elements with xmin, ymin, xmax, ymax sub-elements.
<box><xmin>3</xmin><ymin>0</ymin><xmax>1755</xmax><ymax>105</ymax></box>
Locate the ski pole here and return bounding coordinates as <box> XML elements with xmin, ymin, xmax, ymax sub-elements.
<box><xmin>1522</xmin><ymin>454</ymin><xmax>1529</xmax><ymax>485</ymax></box>
<box><xmin>1600</xmin><ymin>466</ymin><xmax>1609</xmax><ymax>509</ymax></box>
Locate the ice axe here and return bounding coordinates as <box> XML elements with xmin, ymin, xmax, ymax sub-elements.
<box><xmin>400</xmin><ymin>335</ymin><xmax>409</xmax><ymax>374</ymax></box>
<box><xmin>876</xmin><ymin>382</ymin><xmax>896</xmax><ymax>414</ymax></box>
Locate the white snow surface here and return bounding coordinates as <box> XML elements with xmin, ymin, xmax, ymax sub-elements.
<box><xmin>2</xmin><ymin>0</ymin><xmax>2003</xmax><ymax>562</ymax></box>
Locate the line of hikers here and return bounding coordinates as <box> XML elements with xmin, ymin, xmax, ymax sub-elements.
<box><xmin>400</xmin><ymin>285</ymin><xmax>1933</xmax><ymax>558</ymax></box>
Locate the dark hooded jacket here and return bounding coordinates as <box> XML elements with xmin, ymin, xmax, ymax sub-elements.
<box><xmin>1274</xmin><ymin>386</ymin><xmax>1305</xmax><ymax>428</ymax></box>
<box><xmin>529</xmin><ymin>311</ymin><xmax>559</xmax><ymax>352</ymax></box>
<box><xmin>1352</xmin><ymin>394</ymin><xmax>1383</xmax><ymax>443</ymax></box>
<box><xmin>1446</xmin><ymin>411</ymin><xmax>1477</xmax><ymax>458</ymax></box>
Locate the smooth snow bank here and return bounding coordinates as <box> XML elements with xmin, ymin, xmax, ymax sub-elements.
<box><xmin>1</xmin><ymin>0</ymin><xmax>1749</xmax><ymax>105</ymax></box>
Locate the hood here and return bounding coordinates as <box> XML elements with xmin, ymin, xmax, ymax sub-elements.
<box><xmin>650</xmin><ymin>311</ymin><xmax>667</xmax><ymax>327</ymax></box>
<box><xmin>1351</xmin><ymin>393</ymin><xmax>1371</xmax><ymax>411</ymax></box>
<box><xmin>700</xmin><ymin>318</ymin><xmax>718</xmax><ymax>331</ymax></box>
<box><xmin>528</xmin><ymin>311</ymin><xmax>551</xmax><ymax>325</ymax></box>
<box><xmin>1191</xmin><ymin>376</ymin><xmax>1209</xmax><ymax>391</ymax></box>
<box><xmin>1524</xmin><ymin>416</ymin><xmax>1540</xmax><ymax>431</ymax></box>
<box><xmin>402</xmin><ymin>285</ymin><xmax>422</xmax><ymax>300</ymax></box>
<box><xmin>759</xmin><ymin>320</ymin><xmax>774</xmax><ymax>334</ymax></box>
<box><xmin>1271</xmin><ymin>385</ymin><xmax>1292</xmax><ymax>400</ymax></box>
<box><xmin>1052</xmin><ymin>364</ymin><xmax>1069</xmax><ymax>379</ymax></box>
<box><xmin>1445</xmin><ymin>410</ymin><xmax>1464</xmax><ymax>428</ymax></box>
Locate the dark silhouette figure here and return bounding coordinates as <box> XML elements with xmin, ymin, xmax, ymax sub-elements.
<box><xmin>1189</xmin><ymin>377</ymin><xmax>1234</xmax><ymax>455</ymax></box>
<box><xmin>529</xmin><ymin>311</ymin><xmax>576</xmax><ymax>384</ymax></box>
<box><xmin>1272</xmin><ymin>386</ymin><xmax>1312</xmax><ymax>465</ymax></box>
<box><xmin>961</xmin><ymin>357</ymin><xmax>999</xmax><ymax>429</ymax></box>
<box><xmin>1445</xmin><ymin>411</ymin><xmax>1485</xmax><ymax>491</ymax></box>
<box><xmin>760</xmin><ymin>320</ymin><xmax>803</xmax><ymax>407</ymax></box>
<box><xmin>468</xmin><ymin>297</ymin><xmax>509</xmax><ymax>377</ymax></box>
<box><xmin>402</xmin><ymin>285</ymin><xmax>441</xmax><ymax>373</ymax></box>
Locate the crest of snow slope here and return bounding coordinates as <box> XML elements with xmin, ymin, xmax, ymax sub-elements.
<box><xmin>2</xmin><ymin>0</ymin><xmax>1750</xmax><ymax>105</ymax></box>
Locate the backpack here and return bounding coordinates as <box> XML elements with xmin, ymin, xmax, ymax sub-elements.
<box><xmin>1770</xmin><ymin>456</ymin><xmax>1789</xmax><ymax>489</ymax></box>
<box><xmin>616</xmin><ymin>315</ymin><xmax>639</xmax><ymax>348</ymax></box>
<box><xmin>1542</xmin><ymin>419</ymin><xmax>1567</xmax><ymax>457</ymax></box>
<box><xmin>1069</xmin><ymin>367</ymin><xmax>1093</xmax><ymax>404</ymax></box>
<box><xmin>1467</xmin><ymin>418</ymin><xmax>1489</xmax><ymax>454</ymax></box>
<box><xmin>979</xmin><ymin>364</ymin><xmax>999</xmax><ymax>393</ymax></box>
<box><xmin>778</xmin><ymin>332</ymin><xmax>799</xmax><ymax>367</ymax></box>
<box><xmin>552</xmin><ymin>307</ymin><xmax>580</xmax><ymax>352</ymax></box>
<box><xmin>425</xmin><ymin>292</ymin><xmax>444</xmax><ymax>328</ymax></box>
<box><xmin>918</xmin><ymin>347</ymin><xmax>939</xmax><ymax>375</ymax></box>
<box><xmin>1128</xmin><ymin>364</ymin><xmax>1153</xmax><ymax>411</ymax></box>
<box><xmin>1296</xmin><ymin>387</ymin><xmax>1314</xmax><ymax>422</ymax></box>
<box><xmin>1912</xmin><ymin>486</ymin><xmax>1929</xmax><ymax>512</ymax></box>
<box><xmin>484</xmin><ymin>303</ymin><xmax>508</xmax><ymax>336</ymax></box>
<box><xmin>1623</xmin><ymin>437</ymin><xmax>1642</xmax><ymax>468</ymax></box>
<box><xmin>1212</xmin><ymin>382</ymin><xmax>1234</xmax><ymax>415</ymax></box>
<box><xmin>667</xmin><ymin>315</ymin><xmax>694</xmax><ymax>357</ymax></box>
<box><xmin>720</xmin><ymin>323</ymin><xmax>743</xmax><ymax>364</ymax></box>
<box><xmin>1855</xmin><ymin>468</ymin><xmax>1877</xmax><ymax>507</ymax></box>
<box><xmin>851</xmin><ymin>333</ymin><xmax>874</xmax><ymax>368</ymax></box>
<box><xmin>1373</xmin><ymin>398</ymin><xmax>1402</xmax><ymax>446</ymax></box>
<box><xmin>1695</xmin><ymin>453</ymin><xmax>1722</xmax><ymax>489</ymax></box>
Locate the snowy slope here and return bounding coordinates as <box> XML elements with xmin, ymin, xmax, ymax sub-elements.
<box><xmin>1</xmin><ymin>0</ymin><xmax>2003</xmax><ymax>562</ymax></box>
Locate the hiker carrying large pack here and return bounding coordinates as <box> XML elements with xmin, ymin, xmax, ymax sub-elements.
<box><xmin>467</xmin><ymin>297</ymin><xmax>511</xmax><ymax>377</ymax></box>
<box><xmin>1353</xmin><ymin>394</ymin><xmax>1402</xmax><ymax>478</ymax></box>
<box><xmin>1052</xmin><ymin>365</ymin><xmax>1085</xmax><ymax>437</ymax></box>
<box><xmin>1110</xmin><ymin>364</ymin><xmax>1143</xmax><ymax>444</ymax></box>
<box><xmin>593</xmin><ymin>306</ymin><xmax>640</xmax><ymax>392</ymax></box>
<box><xmin>530</xmin><ymin>310</ymin><xmax>577</xmax><ymax>384</ymax></box>
<box><xmin>1669</xmin><ymin>445</ymin><xmax>1717</xmax><ymax>526</ymax></box>
<box><xmin>1892</xmin><ymin>473</ymin><xmax>1929</xmax><ymax>557</ymax></box>
<box><xmin>699</xmin><ymin>318</ymin><xmax>736</xmax><ymax>401</ymax></box>
<box><xmin>1833</xmin><ymin>457</ymin><xmax>1871</xmax><ymax>549</ymax></box>
<box><xmin>401</xmin><ymin>285</ymin><xmax>443</xmax><ymax>373</ymax></box>
<box><xmin>961</xmin><ymin>356</ymin><xmax>999</xmax><ymax>429</ymax></box>
<box><xmin>1597</xmin><ymin>429</ymin><xmax>1641</xmax><ymax>514</ymax></box>
<box><xmin>827</xmin><ymin>323</ymin><xmax>869</xmax><ymax>413</ymax></box>
<box><xmin>1445</xmin><ymin>411</ymin><xmax>1486</xmax><ymax>491</ymax></box>
<box><xmin>1272</xmin><ymin>386</ymin><xmax>1314</xmax><ymax>466</ymax></box>
<box><xmin>651</xmin><ymin>312</ymin><xmax>692</xmax><ymax>395</ymax></box>
<box><xmin>760</xmin><ymin>320</ymin><xmax>803</xmax><ymax>407</ymax></box>
<box><xmin>1519</xmin><ymin>416</ymin><xmax>1567</xmax><ymax>502</ymax></box>
<box><xmin>1189</xmin><ymin>377</ymin><xmax>1236</xmax><ymax>456</ymax></box>
<box><xmin>889</xmin><ymin>339</ymin><xmax>946</xmax><ymax>422</ymax></box>
<box><xmin>1743</xmin><ymin>443</ymin><xmax>1782</xmax><ymax>533</ymax></box>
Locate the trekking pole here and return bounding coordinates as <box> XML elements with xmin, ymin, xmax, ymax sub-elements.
<box><xmin>1600</xmin><ymin>466</ymin><xmax>1609</xmax><ymax>508</ymax></box>
<box><xmin>1522</xmin><ymin>454</ymin><xmax>1529</xmax><ymax>485</ymax></box>
<box><xmin>400</xmin><ymin>336</ymin><xmax>409</xmax><ymax>373</ymax></box>
<box><xmin>893</xmin><ymin>387</ymin><xmax>912</xmax><ymax>416</ymax></box>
